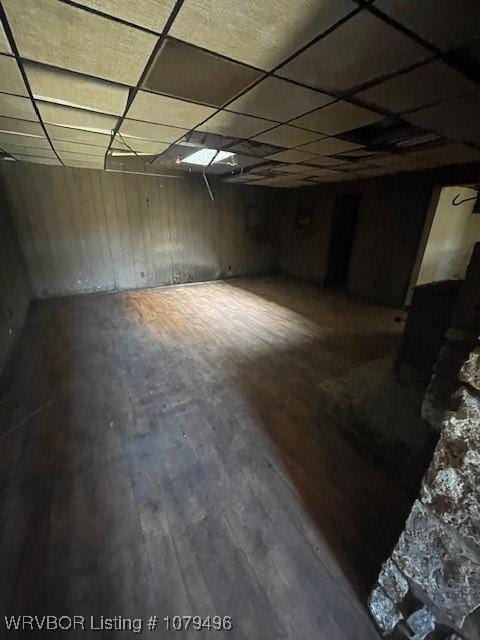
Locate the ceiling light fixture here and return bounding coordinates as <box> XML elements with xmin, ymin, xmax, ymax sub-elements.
<box><xmin>181</xmin><ymin>148</ymin><xmax>234</xmax><ymax>166</ymax></box>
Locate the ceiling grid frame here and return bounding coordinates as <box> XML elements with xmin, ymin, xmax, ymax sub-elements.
<box><xmin>0</xmin><ymin>3</ymin><xmax>64</xmax><ymax>164</ymax></box>
<box><xmin>0</xmin><ymin>0</ymin><xmax>479</xmax><ymax>184</ymax></box>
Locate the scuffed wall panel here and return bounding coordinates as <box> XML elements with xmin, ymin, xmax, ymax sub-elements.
<box><xmin>0</xmin><ymin>179</ymin><xmax>30</xmax><ymax>371</ymax></box>
<box><xmin>0</xmin><ymin>164</ymin><xmax>278</xmax><ymax>299</ymax></box>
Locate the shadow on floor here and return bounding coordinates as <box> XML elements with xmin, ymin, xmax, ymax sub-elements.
<box><xmin>0</xmin><ymin>277</ymin><xmax>432</xmax><ymax>639</ymax></box>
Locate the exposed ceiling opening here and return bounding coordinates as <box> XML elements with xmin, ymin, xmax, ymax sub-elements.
<box><xmin>180</xmin><ymin>148</ymin><xmax>235</xmax><ymax>166</ymax></box>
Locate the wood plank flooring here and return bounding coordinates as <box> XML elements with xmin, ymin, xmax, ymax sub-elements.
<box><xmin>0</xmin><ymin>277</ymin><xmax>413</xmax><ymax>639</ymax></box>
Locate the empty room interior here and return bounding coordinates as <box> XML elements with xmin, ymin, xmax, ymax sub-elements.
<box><xmin>1</xmin><ymin>1</ymin><xmax>480</xmax><ymax>638</ymax></box>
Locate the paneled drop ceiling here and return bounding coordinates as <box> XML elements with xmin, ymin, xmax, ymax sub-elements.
<box><xmin>0</xmin><ymin>0</ymin><xmax>479</xmax><ymax>188</ymax></box>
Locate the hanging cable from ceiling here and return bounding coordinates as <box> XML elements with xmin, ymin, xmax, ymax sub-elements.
<box><xmin>202</xmin><ymin>149</ymin><xmax>221</xmax><ymax>202</ymax></box>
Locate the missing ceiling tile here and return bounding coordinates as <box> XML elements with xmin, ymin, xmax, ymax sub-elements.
<box><xmin>177</xmin><ymin>130</ymin><xmax>236</xmax><ymax>150</ymax></box>
<box><xmin>340</xmin><ymin>118</ymin><xmax>441</xmax><ymax>152</ymax></box>
<box><xmin>227</xmin><ymin>139</ymin><xmax>283</xmax><ymax>157</ymax></box>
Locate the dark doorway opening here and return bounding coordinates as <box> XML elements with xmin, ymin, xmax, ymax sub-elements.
<box><xmin>324</xmin><ymin>194</ymin><xmax>360</xmax><ymax>288</ymax></box>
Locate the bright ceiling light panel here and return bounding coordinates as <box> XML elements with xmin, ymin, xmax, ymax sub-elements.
<box><xmin>180</xmin><ymin>148</ymin><xmax>234</xmax><ymax>166</ymax></box>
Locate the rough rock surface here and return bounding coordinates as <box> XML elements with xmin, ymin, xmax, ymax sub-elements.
<box><xmin>393</xmin><ymin>501</ymin><xmax>480</xmax><ymax>629</ymax></box>
<box><xmin>369</xmin><ymin>244</ymin><xmax>480</xmax><ymax>639</ymax></box>
<box><xmin>406</xmin><ymin>607</ymin><xmax>436</xmax><ymax>639</ymax></box>
<box><xmin>378</xmin><ymin>559</ymin><xmax>409</xmax><ymax>604</ymax></box>
<box><xmin>422</xmin><ymin>387</ymin><xmax>480</xmax><ymax>544</ymax></box>
<box><xmin>369</xmin><ymin>586</ymin><xmax>403</xmax><ymax>634</ymax></box>
<box><xmin>460</xmin><ymin>348</ymin><xmax>480</xmax><ymax>393</ymax></box>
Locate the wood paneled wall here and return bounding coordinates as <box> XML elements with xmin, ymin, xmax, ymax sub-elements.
<box><xmin>348</xmin><ymin>175</ymin><xmax>433</xmax><ymax>307</ymax></box>
<box><xmin>0</xmin><ymin>182</ymin><xmax>30</xmax><ymax>371</ymax></box>
<box><xmin>276</xmin><ymin>191</ymin><xmax>334</xmax><ymax>285</ymax></box>
<box><xmin>275</xmin><ymin>174</ymin><xmax>433</xmax><ymax>307</ymax></box>
<box><xmin>0</xmin><ymin>164</ymin><xmax>278</xmax><ymax>299</ymax></box>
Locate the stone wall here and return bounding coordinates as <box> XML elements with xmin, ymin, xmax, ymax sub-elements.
<box><xmin>369</xmin><ymin>243</ymin><xmax>480</xmax><ymax>640</ymax></box>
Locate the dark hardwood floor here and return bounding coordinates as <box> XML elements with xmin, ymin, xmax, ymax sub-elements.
<box><xmin>0</xmin><ymin>277</ymin><xmax>413</xmax><ymax>639</ymax></box>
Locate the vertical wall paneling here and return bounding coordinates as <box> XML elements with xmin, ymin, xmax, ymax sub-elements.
<box><xmin>0</xmin><ymin>164</ymin><xmax>278</xmax><ymax>298</ymax></box>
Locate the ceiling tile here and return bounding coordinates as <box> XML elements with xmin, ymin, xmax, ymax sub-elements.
<box><xmin>2</xmin><ymin>0</ymin><xmax>158</xmax><ymax>85</ymax></box>
<box><xmin>227</xmin><ymin>76</ymin><xmax>334</xmax><ymax>121</ymax></box>
<box><xmin>375</xmin><ymin>1</ymin><xmax>480</xmax><ymax>50</ymax></box>
<box><xmin>297</xmin><ymin>137</ymin><xmax>363</xmax><ymax>155</ymax></box>
<box><xmin>52</xmin><ymin>140</ymin><xmax>108</xmax><ymax>156</ymax></box>
<box><xmin>413</xmin><ymin>143</ymin><xmax>480</xmax><ymax>166</ymax></box>
<box><xmin>404</xmin><ymin>91</ymin><xmax>480</xmax><ymax>145</ymax></box>
<box><xmin>59</xmin><ymin>151</ymin><xmax>104</xmax><ymax>162</ymax></box>
<box><xmin>0</xmin><ymin>23</ymin><xmax>12</xmax><ymax>55</ymax></box>
<box><xmin>0</xmin><ymin>115</ymin><xmax>44</xmax><ymax>137</ymax></box>
<box><xmin>273</xmin><ymin>164</ymin><xmax>313</xmax><ymax>174</ymax></box>
<box><xmin>225</xmin><ymin>174</ymin><xmax>265</xmax><ymax>183</ymax></box>
<box><xmin>312</xmin><ymin>171</ymin><xmax>351</xmax><ymax>182</ymax></box>
<box><xmin>25</xmin><ymin>62</ymin><xmax>129</xmax><ymax>116</ymax></box>
<box><xmin>292</xmin><ymin>167</ymin><xmax>324</xmax><ymax>177</ymax></box>
<box><xmin>119</xmin><ymin>118</ymin><xmax>188</xmax><ymax>143</ymax></box>
<box><xmin>356</xmin><ymin>60</ymin><xmax>476</xmax><ymax>114</ymax></box>
<box><xmin>369</xmin><ymin>154</ymin><xmax>430</xmax><ymax>170</ymax></box>
<box><xmin>113</xmin><ymin>136</ymin><xmax>170</xmax><ymax>154</ymax></box>
<box><xmin>63</xmin><ymin>160</ymin><xmax>104</xmax><ymax>169</ymax></box>
<box><xmin>333</xmin><ymin>160</ymin><xmax>372</xmax><ymax>170</ymax></box>
<box><xmin>267</xmin><ymin>149</ymin><xmax>318</xmax><ymax>163</ymax></box>
<box><xmin>292</xmin><ymin>101</ymin><xmax>382</xmax><ymax>135</ymax></box>
<box><xmin>144</xmin><ymin>39</ymin><xmax>262</xmax><ymax>107</ymax></box>
<box><xmin>37</xmin><ymin>102</ymin><xmax>118</xmax><ymax>133</ymax></box>
<box><xmin>170</xmin><ymin>0</ymin><xmax>355</xmax><ymax>70</ymax></box>
<box><xmin>0</xmin><ymin>56</ymin><xmax>28</xmax><ymax>96</ymax></box>
<box><xmin>14</xmin><ymin>155</ymin><xmax>61</xmax><ymax>165</ymax></box>
<box><xmin>306</xmin><ymin>167</ymin><xmax>346</xmax><ymax>178</ymax></box>
<box><xmin>337</xmin><ymin>148</ymin><xmax>389</xmax><ymax>159</ymax></box>
<box><xmin>354</xmin><ymin>166</ymin><xmax>391</xmax><ymax>176</ymax></box>
<box><xmin>0</xmin><ymin>94</ymin><xmax>38</xmax><ymax>121</ymax></box>
<box><xmin>73</xmin><ymin>0</ymin><xmax>176</xmax><ymax>33</ymax></box>
<box><xmin>0</xmin><ymin>132</ymin><xmax>50</xmax><ymax>148</ymax></box>
<box><xmin>199</xmin><ymin>110</ymin><xmax>274</xmax><ymax>138</ymax></box>
<box><xmin>46</xmin><ymin>124</ymin><xmax>112</xmax><ymax>147</ymax></box>
<box><xmin>304</xmin><ymin>156</ymin><xmax>348</xmax><ymax>167</ymax></box>
<box><xmin>60</xmin><ymin>153</ymin><xmax>104</xmax><ymax>168</ymax></box>
<box><xmin>127</xmin><ymin>91</ymin><xmax>215</xmax><ymax>128</ymax></box>
<box><xmin>278</xmin><ymin>11</ymin><xmax>430</xmax><ymax>92</ymax></box>
<box><xmin>8</xmin><ymin>146</ymin><xmax>56</xmax><ymax>159</ymax></box>
<box><xmin>253</xmin><ymin>124</ymin><xmax>323</xmax><ymax>148</ymax></box>
<box><xmin>254</xmin><ymin>174</ymin><xmax>314</xmax><ymax>187</ymax></box>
